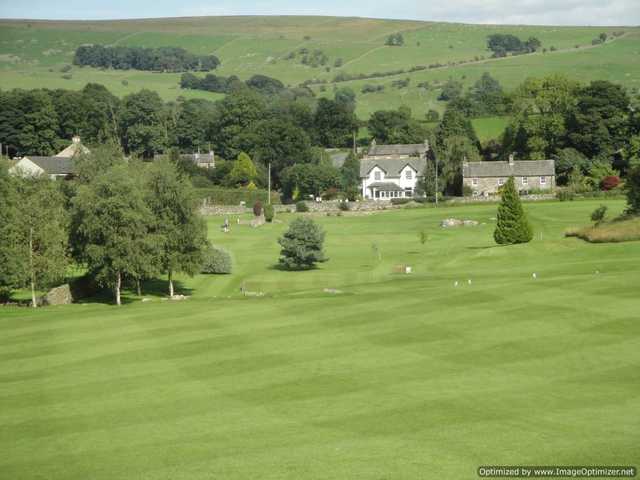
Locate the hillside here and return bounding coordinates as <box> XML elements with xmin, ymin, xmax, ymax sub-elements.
<box><xmin>1</xmin><ymin>16</ymin><xmax>639</xmax><ymax>119</ymax></box>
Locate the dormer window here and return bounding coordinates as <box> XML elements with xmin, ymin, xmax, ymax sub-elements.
<box><xmin>374</xmin><ymin>171</ymin><xmax>382</xmax><ymax>181</ymax></box>
<box><xmin>405</xmin><ymin>170</ymin><xmax>412</xmax><ymax>180</ymax></box>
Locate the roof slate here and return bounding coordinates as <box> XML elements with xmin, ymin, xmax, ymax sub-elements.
<box><xmin>367</xmin><ymin>182</ymin><xmax>405</xmax><ymax>191</ymax></box>
<box><xmin>463</xmin><ymin>160</ymin><xmax>555</xmax><ymax>178</ymax></box>
<box><xmin>360</xmin><ymin>157</ymin><xmax>426</xmax><ymax>178</ymax></box>
<box><xmin>368</xmin><ymin>143</ymin><xmax>428</xmax><ymax>157</ymax></box>
<box><xmin>26</xmin><ymin>156</ymin><xmax>75</xmax><ymax>175</ymax></box>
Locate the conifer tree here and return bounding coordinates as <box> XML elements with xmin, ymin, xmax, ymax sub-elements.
<box><xmin>494</xmin><ymin>177</ymin><xmax>533</xmax><ymax>245</ymax></box>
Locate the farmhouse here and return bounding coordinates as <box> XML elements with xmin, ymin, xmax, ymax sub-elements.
<box><xmin>462</xmin><ymin>155</ymin><xmax>555</xmax><ymax>196</ymax></box>
<box><xmin>360</xmin><ymin>140</ymin><xmax>429</xmax><ymax>200</ymax></box>
<box><xmin>9</xmin><ymin>136</ymin><xmax>89</xmax><ymax>179</ymax></box>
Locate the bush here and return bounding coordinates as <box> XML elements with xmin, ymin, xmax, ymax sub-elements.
<box><xmin>601</xmin><ymin>175</ymin><xmax>620</xmax><ymax>191</ymax></box>
<box><xmin>338</xmin><ymin>201</ymin><xmax>350</xmax><ymax>211</ymax></box>
<box><xmin>201</xmin><ymin>246</ymin><xmax>232</xmax><ymax>274</ymax></box>
<box><xmin>591</xmin><ymin>205</ymin><xmax>608</xmax><ymax>225</ymax></box>
<box><xmin>278</xmin><ymin>217</ymin><xmax>326</xmax><ymax>270</ymax></box>
<box><xmin>462</xmin><ymin>185</ymin><xmax>473</xmax><ymax>197</ymax></box>
<box><xmin>390</xmin><ymin>198</ymin><xmax>411</xmax><ymax>205</ymax></box>
<box><xmin>253</xmin><ymin>200</ymin><xmax>263</xmax><ymax>217</ymax></box>
<box><xmin>296</xmin><ymin>201</ymin><xmax>309</xmax><ymax>212</ymax></box>
<box><xmin>264</xmin><ymin>203</ymin><xmax>275</xmax><ymax>222</ymax></box>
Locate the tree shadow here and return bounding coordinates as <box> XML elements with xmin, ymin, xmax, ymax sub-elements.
<box><xmin>466</xmin><ymin>245</ymin><xmax>503</xmax><ymax>250</ymax></box>
<box><xmin>73</xmin><ymin>277</ymin><xmax>193</xmax><ymax>306</ymax></box>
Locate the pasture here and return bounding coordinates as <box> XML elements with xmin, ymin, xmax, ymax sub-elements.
<box><xmin>0</xmin><ymin>16</ymin><xmax>638</xmax><ymax>118</ymax></box>
<box><xmin>1</xmin><ymin>199</ymin><xmax>639</xmax><ymax>479</ymax></box>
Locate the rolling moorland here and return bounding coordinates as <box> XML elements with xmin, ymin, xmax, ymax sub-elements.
<box><xmin>1</xmin><ymin>16</ymin><xmax>639</xmax><ymax>125</ymax></box>
<box><xmin>2</xmin><ymin>200</ymin><xmax>640</xmax><ymax>479</ymax></box>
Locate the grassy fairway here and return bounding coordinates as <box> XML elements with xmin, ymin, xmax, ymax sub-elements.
<box><xmin>1</xmin><ymin>17</ymin><xmax>638</xmax><ymax>117</ymax></box>
<box><xmin>1</xmin><ymin>200</ymin><xmax>639</xmax><ymax>479</ymax></box>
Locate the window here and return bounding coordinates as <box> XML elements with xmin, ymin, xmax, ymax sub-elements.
<box><xmin>472</xmin><ymin>178</ymin><xmax>478</xmax><ymax>186</ymax></box>
<box><xmin>522</xmin><ymin>177</ymin><xmax>528</xmax><ymax>186</ymax></box>
<box><xmin>498</xmin><ymin>178</ymin><xmax>505</xmax><ymax>186</ymax></box>
<box><xmin>405</xmin><ymin>188</ymin><xmax>413</xmax><ymax>197</ymax></box>
<box><xmin>374</xmin><ymin>171</ymin><xmax>381</xmax><ymax>181</ymax></box>
<box><xmin>540</xmin><ymin>176</ymin><xmax>547</xmax><ymax>185</ymax></box>
<box><xmin>405</xmin><ymin>170</ymin><xmax>413</xmax><ymax>180</ymax></box>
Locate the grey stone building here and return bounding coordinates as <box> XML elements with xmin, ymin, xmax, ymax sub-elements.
<box><xmin>462</xmin><ymin>155</ymin><xmax>555</xmax><ymax>196</ymax></box>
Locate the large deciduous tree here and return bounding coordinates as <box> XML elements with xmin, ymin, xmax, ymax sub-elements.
<box><xmin>72</xmin><ymin>164</ymin><xmax>156</xmax><ymax>305</ymax></box>
<box><xmin>146</xmin><ymin>159</ymin><xmax>209</xmax><ymax>297</ymax></box>
<box><xmin>14</xmin><ymin>175</ymin><xmax>69</xmax><ymax>307</ymax></box>
<box><xmin>313</xmin><ymin>98</ymin><xmax>358</xmax><ymax>148</ymax></box>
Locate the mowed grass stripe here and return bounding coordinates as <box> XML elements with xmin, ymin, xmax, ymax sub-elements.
<box><xmin>1</xmin><ymin>200</ymin><xmax>639</xmax><ymax>479</ymax></box>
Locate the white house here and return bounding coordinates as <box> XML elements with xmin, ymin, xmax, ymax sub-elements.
<box><xmin>360</xmin><ymin>141</ymin><xmax>429</xmax><ymax>200</ymax></box>
<box><xmin>9</xmin><ymin>136</ymin><xmax>89</xmax><ymax>179</ymax></box>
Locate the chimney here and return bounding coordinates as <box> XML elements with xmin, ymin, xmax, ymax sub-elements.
<box><xmin>462</xmin><ymin>155</ymin><xmax>468</xmax><ymax>168</ymax></box>
<box><xmin>508</xmin><ymin>153</ymin><xmax>515</xmax><ymax>166</ymax></box>
<box><xmin>210</xmin><ymin>150</ymin><xmax>215</xmax><ymax>168</ymax></box>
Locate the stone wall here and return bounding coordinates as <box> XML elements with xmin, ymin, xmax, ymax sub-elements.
<box><xmin>200</xmin><ymin>200</ymin><xmax>402</xmax><ymax>216</ymax></box>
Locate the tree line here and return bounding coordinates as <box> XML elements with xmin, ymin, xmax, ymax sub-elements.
<box><xmin>180</xmin><ymin>73</ymin><xmax>286</xmax><ymax>95</ymax></box>
<box><xmin>0</xmin><ymin>145</ymin><xmax>209</xmax><ymax>306</ymax></box>
<box><xmin>73</xmin><ymin>45</ymin><xmax>220</xmax><ymax>72</ymax></box>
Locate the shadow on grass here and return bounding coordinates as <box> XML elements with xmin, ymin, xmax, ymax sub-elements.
<box><xmin>466</xmin><ymin>245</ymin><xmax>503</xmax><ymax>250</ymax></box>
<box><xmin>75</xmin><ymin>277</ymin><xmax>194</xmax><ymax>306</ymax></box>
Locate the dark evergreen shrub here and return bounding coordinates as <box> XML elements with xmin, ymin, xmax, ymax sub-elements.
<box><xmin>494</xmin><ymin>177</ymin><xmax>533</xmax><ymax>245</ymax></box>
<box><xmin>278</xmin><ymin>218</ymin><xmax>326</xmax><ymax>270</ymax></box>
<box><xmin>296</xmin><ymin>201</ymin><xmax>309</xmax><ymax>212</ymax></box>
<box><xmin>626</xmin><ymin>166</ymin><xmax>640</xmax><ymax>214</ymax></box>
<box><xmin>264</xmin><ymin>204</ymin><xmax>275</xmax><ymax>222</ymax></box>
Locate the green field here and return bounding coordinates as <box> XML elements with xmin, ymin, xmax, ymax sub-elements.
<box><xmin>2</xmin><ymin>200</ymin><xmax>639</xmax><ymax>479</ymax></box>
<box><xmin>1</xmin><ymin>16</ymin><xmax>638</xmax><ymax>118</ymax></box>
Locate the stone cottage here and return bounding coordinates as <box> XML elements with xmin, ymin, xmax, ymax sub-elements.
<box><xmin>462</xmin><ymin>155</ymin><xmax>555</xmax><ymax>196</ymax></box>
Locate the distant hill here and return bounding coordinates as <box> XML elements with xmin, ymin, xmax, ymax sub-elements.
<box><xmin>0</xmin><ymin>16</ymin><xmax>638</xmax><ymax>118</ymax></box>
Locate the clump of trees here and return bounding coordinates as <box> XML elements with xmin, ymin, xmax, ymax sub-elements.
<box><xmin>278</xmin><ymin>217</ymin><xmax>326</xmax><ymax>270</ymax></box>
<box><xmin>487</xmin><ymin>34</ymin><xmax>541</xmax><ymax>57</ymax></box>
<box><xmin>494</xmin><ymin>177</ymin><xmax>533</xmax><ymax>245</ymax></box>
<box><xmin>181</xmin><ymin>73</ymin><xmax>287</xmax><ymax>95</ymax></box>
<box><xmin>0</xmin><ymin>145</ymin><xmax>210</xmax><ymax>306</ymax></box>
<box><xmin>385</xmin><ymin>33</ymin><xmax>405</xmax><ymax>46</ymax></box>
<box><xmin>74</xmin><ymin>45</ymin><xmax>220</xmax><ymax>72</ymax></box>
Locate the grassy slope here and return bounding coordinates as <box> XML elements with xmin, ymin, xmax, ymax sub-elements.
<box><xmin>1</xmin><ymin>200</ymin><xmax>639</xmax><ymax>479</ymax></box>
<box><xmin>0</xmin><ymin>16</ymin><xmax>638</xmax><ymax>119</ymax></box>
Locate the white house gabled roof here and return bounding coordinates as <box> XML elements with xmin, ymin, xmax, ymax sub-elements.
<box><xmin>360</xmin><ymin>157</ymin><xmax>426</xmax><ymax>178</ymax></box>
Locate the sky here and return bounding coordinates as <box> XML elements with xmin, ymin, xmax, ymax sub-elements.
<box><xmin>0</xmin><ymin>0</ymin><xmax>639</xmax><ymax>26</ymax></box>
